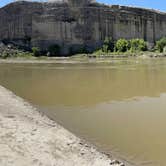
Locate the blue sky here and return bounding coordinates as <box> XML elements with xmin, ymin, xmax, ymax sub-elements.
<box><xmin>98</xmin><ymin>0</ymin><xmax>166</xmax><ymax>11</ymax></box>
<box><xmin>0</xmin><ymin>0</ymin><xmax>165</xmax><ymax>11</ymax></box>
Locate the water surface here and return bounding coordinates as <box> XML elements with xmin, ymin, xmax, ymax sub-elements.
<box><xmin>0</xmin><ymin>59</ymin><xmax>166</xmax><ymax>165</ymax></box>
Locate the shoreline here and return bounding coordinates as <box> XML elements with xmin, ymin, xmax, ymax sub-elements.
<box><xmin>0</xmin><ymin>54</ymin><xmax>166</xmax><ymax>65</ymax></box>
<box><xmin>0</xmin><ymin>85</ymin><xmax>128</xmax><ymax>166</ymax></box>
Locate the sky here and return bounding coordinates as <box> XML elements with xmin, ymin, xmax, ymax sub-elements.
<box><xmin>0</xmin><ymin>0</ymin><xmax>165</xmax><ymax>11</ymax></box>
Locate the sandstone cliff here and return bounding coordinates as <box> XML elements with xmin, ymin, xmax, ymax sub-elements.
<box><xmin>0</xmin><ymin>0</ymin><xmax>166</xmax><ymax>55</ymax></box>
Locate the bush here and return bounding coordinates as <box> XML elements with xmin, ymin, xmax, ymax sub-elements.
<box><xmin>1</xmin><ymin>51</ymin><xmax>10</xmax><ymax>59</ymax></box>
<box><xmin>155</xmin><ymin>37</ymin><xmax>166</xmax><ymax>52</ymax></box>
<box><xmin>115</xmin><ymin>39</ymin><xmax>129</xmax><ymax>52</ymax></box>
<box><xmin>32</xmin><ymin>47</ymin><xmax>40</xmax><ymax>56</ymax></box>
<box><xmin>102</xmin><ymin>37</ymin><xmax>114</xmax><ymax>53</ymax></box>
<box><xmin>129</xmin><ymin>39</ymin><xmax>147</xmax><ymax>52</ymax></box>
<box><xmin>48</xmin><ymin>44</ymin><xmax>60</xmax><ymax>56</ymax></box>
<box><xmin>93</xmin><ymin>49</ymin><xmax>104</xmax><ymax>56</ymax></box>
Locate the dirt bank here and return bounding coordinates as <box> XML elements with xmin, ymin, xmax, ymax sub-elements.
<box><xmin>0</xmin><ymin>86</ymin><xmax>126</xmax><ymax>166</ymax></box>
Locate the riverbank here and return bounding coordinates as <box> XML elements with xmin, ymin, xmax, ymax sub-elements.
<box><xmin>0</xmin><ymin>52</ymin><xmax>166</xmax><ymax>65</ymax></box>
<box><xmin>0</xmin><ymin>85</ymin><xmax>126</xmax><ymax>166</ymax></box>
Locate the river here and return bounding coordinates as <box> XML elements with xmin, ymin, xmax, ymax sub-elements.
<box><xmin>0</xmin><ymin>58</ymin><xmax>166</xmax><ymax>165</ymax></box>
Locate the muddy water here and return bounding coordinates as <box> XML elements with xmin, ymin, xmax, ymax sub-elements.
<box><xmin>1</xmin><ymin>59</ymin><xmax>166</xmax><ymax>165</ymax></box>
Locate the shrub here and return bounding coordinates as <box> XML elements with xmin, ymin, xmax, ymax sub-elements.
<box><xmin>1</xmin><ymin>51</ymin><xmax>10</xmax><ymax>59</ymax></box>
<box><xmin>102</xmin><ymin>37</ymin><xmax>114</xmax><ymax>53</ymax></box>
<box><xmin>32</xmin><ymin>47</ymin><xmax>40</xmax><ymax>56</ymax></box>
<box><xmin>129</xmin><ymin>39</ymin><xmax>147</xmax><ymax>52</ymax></box>
<box><xmin>48</xmin><ymin>44</ymin><xmax>60</xmax><ymax>56</ymax></box>
<box><xmin>115</xmin><ymin>39</ymin><xmax>129</xmax><ymax>52</ymax></box>
<box><xmin>155</xmin><ymin>37</ymin><xmax>166</xmax><ymax>52</ymax></box>
<box><xmin>93</xmin><ymin>49</ymin><xmax>104</xmax><ymax>56</ymax></box>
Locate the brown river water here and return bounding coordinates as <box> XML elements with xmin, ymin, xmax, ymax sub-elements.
<box><xmin>0</xmin><ymin>58</ymin><xmax>166</xmax><ymax>165</ymax></box>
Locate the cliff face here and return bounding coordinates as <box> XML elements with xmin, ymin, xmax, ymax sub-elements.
<box><xmin>0</xmin><ymin>1</ymin><xmax>166</xmax><ymax>55</ymax></box>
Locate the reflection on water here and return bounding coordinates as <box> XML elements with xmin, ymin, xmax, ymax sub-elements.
<box><xmin>0</xmin><ymin>59</ymin><xmax>166</xmax><ymax>165</ymax></box>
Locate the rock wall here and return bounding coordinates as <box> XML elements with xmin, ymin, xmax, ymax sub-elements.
<box><xmin>0</xmin><ymin>1</ymin><xmax>166</xmax><ymax>55</ymax></box>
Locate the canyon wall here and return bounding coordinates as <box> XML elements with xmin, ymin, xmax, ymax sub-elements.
<box><xmin>0</xmin><ymin>1</ymin><xmax>166</xmax><ymax>54</ymax></box>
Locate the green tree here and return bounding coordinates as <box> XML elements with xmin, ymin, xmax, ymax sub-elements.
<box><xmin>129</xmin><ymin>39</ymin><xmax>147</xmax><ymax>52</ymax></box>
<box><xmin>115</xmin><ymin>39</ymin><xmax>129</xmax><ymax>52</ymax></box>
<box><xmin>32</xmin><ymin>47</ymin><xmax>40</xmax><ymax>56</ymax></box>
<box><xmin>155</xmin><ymin>37</ymin><xmax>166</xmax><ymax>52</ymax></box>
<box><xmin>102</xmin><ymin>37</ymin><xmax>114</xmax><ymax>53</ymax></box>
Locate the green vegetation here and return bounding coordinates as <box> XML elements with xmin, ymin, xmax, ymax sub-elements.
<box><xmin>115</xmin><ymin>39</ymin><xmax>129</xmax><ymax>52</ymax></box>
<box><xmin>32</xmin><ymin>47</ymin><xmax>40</xmax><ymax>57</ymax></box>
<box><xmin>114</xmin><ymin>38</ymin><xmax>147</xmax><ymax>53</ymax></box>
<box><xmin>129</xmin><ymin>39</ymin><xmax>147</xmax><ymax>52</ymax></box>
<box><xmin>1</xmin><ymin>37</ymin><xmax>166</xmax><ymax>59</ymax></box>
<box><xmin>0</xmin><ymin>44</ymin><xmax>33</xmax><ymax>59</ymax></box>
<box><xmin>155</xmin><ymin>37</ymin><xmax>166</xmax><ymax>52</ymax></box>
<box><xmin>0</xmin><ymin>51</ymin><xmax>10</xmax><ymax>59</ymax></box>
<box><xmin>0</xmin><ymin>51</ymin><xmax>33</xmax><ymax>59</ymax></box>
<box><xmin>92</xmin><ymin>38</ymin><xmax>148</xmax><ymax>56</ymax></box>
<box><xmin>102</xmin><ymin>37</ymin><xmax>114</xmax><ymax>53</ymax></box>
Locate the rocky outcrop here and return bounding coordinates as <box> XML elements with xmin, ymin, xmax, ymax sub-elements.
<box><xmin>0</xmin><ymin>0</ymin><xmax>166</xmax><ymax>55</ymax></box>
